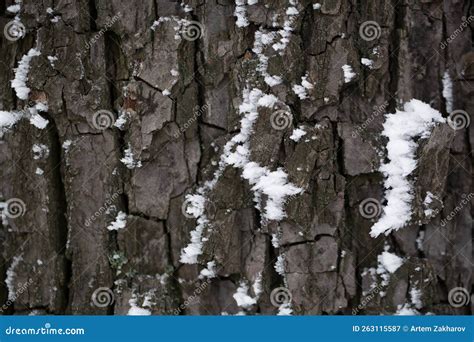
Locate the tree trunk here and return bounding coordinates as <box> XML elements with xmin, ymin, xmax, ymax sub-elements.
<box><xmin>0</xmin><ymin>0</ymin><xmax>472</xmax><ymax>315</ymax></box>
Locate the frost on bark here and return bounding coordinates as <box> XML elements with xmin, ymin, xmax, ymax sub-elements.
<box><xmin>0</xmin><ymin>0</ymin><xmax>472</xmax><ymax>315</ymax></box>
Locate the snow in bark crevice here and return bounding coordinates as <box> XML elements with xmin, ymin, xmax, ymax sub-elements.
<box><xmin>370</xmin><ymin>100</ymin><xmax>445</xmax><ymax>238</ymax></box>
<box><xmin>12</xmin><ymin>48</ymin><xmax>41</xmax><ymax>101</ymax></box>
<box><xmin>180</xmin><ymin>1</ymin><xmax>304</xmax><ymax>266</ymax></box>
<box><xmin>1</xmin><ymin>48</ymin><xmax>50</xmax><ymax>134</ymax></box>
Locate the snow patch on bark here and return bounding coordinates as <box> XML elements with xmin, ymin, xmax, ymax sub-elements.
<box><xmin>272</xmin><ymin>1</ymin><xmax>299</xmax><ymax>53</ymax></box>
<box><xmin>292</xmin><ymin>73</ymin><xmax>313</xmax><ymax>99</ymax></box>
<box><xmin>378</xmin><ymin>251</ymin><xmax>403</xmax><ymax>274</ymax></box>
<box><xmin>422</xmin><ymin>191</ymin><xmax>439</xmax><ymax>218</ymax></box>
<box><xmin>32</xmin><ymin>144</ymin><xmax>49</xmax><ymax>160</ymax></box>
<box><xmin>277</xmin><ymin>303</ymin><xmax>293</xmax><ymax>315</ymax></box>
<box><xmin>6</xmin><ymin>255</ymin><xmax>23</xmax><ymax>301</ymax></box>
<box><xmin>234</xmin><ymin>0</ymin><xmax>249</xmax><ymax>27</ymax></box>
<box><xmin>361</xmin><ymin>58</ymin><xmax>374</xmax><ymax>69</ymax></box>
<box><xmin>410</xmin><ymin>286</ymin><xmax>423</xmax><ymax>309</ymax></box>
<box><xmin>233</xmin><ymin>280</ymin><xmax>261</xmax><ymax>308</ymax></box>
<box><xmin>11</xmin><ymin>48</ymin><xmax>41</xmax><ymax>100</ymax></box>
<box><xmin>233</xmin><ymin>282</ymin><xmax>257</xmax><ymax>308</ymax></box>
<box><xmin>244</xmin><ymin>165</ymin><xmax>302</xmax><ymax>220</ymax></box>
<box><xmin>376</xmin><ymin>247</ymin><xmax>404</xmax><ymax>288</ymax></box>
<box><xmin>107</xmin><ymin>211</ymin><xmax>127</xmax><ymax>231</ymax></box>
<box><xmin>7</xmin><ymin>4</ymin><xmax>21</xmax><ymax>13</ymax></box>
<box><xmin>127</xmin><ymin>294</ymin><xmax>152</xmax><ymax>315</ymax></box>
<box><xmin>252</xmin><ymin>272</ymin><xmax>263</xmax><ymax>297</ymax></box>
<box><xmin>199</xmin><ymin>261</ymin><xmax>217</xmax><ymax>279</ymax></box>
<box><xmin>290</xmin><ymin>127</ymin><xmax>306</xmax><ymax>142</ymax></box>
<box><xmin>29</xmin><ymin>114</ymin><xmax>48</xmax><ymax>129</ymax></box>
<box><xmin>342</xmin><ymin>64</ymin><xmax>355</xmax><ymax>83</ymax></box>
<box><xmin>114</xmin><ymin>110</ymin><xmax>129</xmax><ymax>130</ymax></box>
<box><xmin>416</xmin><ymin>231</ymin><xmax>425</xmax><ymax>251</ymax></box>
<box><xmin>28</xmin><ymin>103</ymin><xmax>49</xmax><ymax>129</ymax></box>
<box><xmin>180</xmin><ymin>2</ymin><xmax>193</xmax><ymax>12</ymax></box>
<box><xmin>0</xmin><ymin>111</ymin><xmax>23</xmax><ymax>136</ymax></box>
<box><xmin>224</xmin><ymin>89</ymin><xmax>302</xmax><ymax>220</ymax></box>
<box><xmin>253</xmin><ymin>30</ymin><xmax>282</xmax><ymax>87</ymax></box>
<box><xmin>442</xmin><ymin>71</ymin><xmax>453</xmax><ymax>113</ymax></box>
<box><xmin>395</xmin><ymin>303</ymin><xmax>419</xmax><ymax>315</ymax></box>
<box><xmin>370</xmin><ymin>100</ymin><xmax>445</xmax><ymax>238</ymax></box>
<box><xmin>120</xmin><ymin>144</ymin><xmax>142</xmax><ymax>169</ymax></box>
<box><xmin>180</xmin><ymin>194</ymin><xmax>209</xmax><ymax>264</ymax></box>
<box><xmin>274</xmin><ymin>254</ymin><xmax>286</xmax><ymax>275</ymax></box>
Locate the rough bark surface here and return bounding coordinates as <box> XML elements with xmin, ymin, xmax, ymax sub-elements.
<box><xmin>0</xmin><ymin>0</ymin><xmax>472</xmax><ymax>315</ymax></box>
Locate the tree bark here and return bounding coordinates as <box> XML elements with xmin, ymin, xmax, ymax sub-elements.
<box><xmin>0</xmin><ymin>0</ymin><xmax>472</xmax><ymax>315</ymax></box>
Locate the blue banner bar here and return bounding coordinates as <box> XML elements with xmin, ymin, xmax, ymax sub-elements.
<box><xmin>0</xmin><ymin>316</ymin><xmax>472</xmax><ymax>342</ymax></box>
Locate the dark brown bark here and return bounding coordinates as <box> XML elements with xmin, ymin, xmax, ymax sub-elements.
<box><xmin>0</xmin><ymin>0</ymin><xmax>472</xmax><ymax>315</ymax></box>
